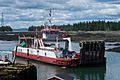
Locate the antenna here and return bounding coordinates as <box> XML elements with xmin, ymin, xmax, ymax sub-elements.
<box><xmin>1</xmin><ymin>12</ymin><xmax>4</xmax><ymax>27</ymax></box>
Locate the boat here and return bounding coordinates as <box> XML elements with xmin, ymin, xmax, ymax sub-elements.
<box><xmin>0</xmin><ymin>54</ymin><xmax>12</xmax><ymax>66</ymax></box>
<box><xmin>12</xmin><ymin>27</ymin><xmax>80</xmax><ymax>67</ymax></box>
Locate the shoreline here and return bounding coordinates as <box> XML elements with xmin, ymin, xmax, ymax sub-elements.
<box><xmin>106</xmin><ymin>47</ymin><xmax>120</xmax><ymax>53</ymax></box>
<box><xmin>0</xmin><ymin>31</ymin><xmax>120</xmax><ymax>42</ymax></box>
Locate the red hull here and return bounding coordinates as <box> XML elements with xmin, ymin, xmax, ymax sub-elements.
<box><xmin>12</xmin><ymin>51</ymin><xmax>80</xmax><ymax>67</ymax></box>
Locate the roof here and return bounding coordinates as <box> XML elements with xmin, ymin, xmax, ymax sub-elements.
<box><xmin>48</xmin><ymin>73</ymin><xmax>74</xmax><ymax>80</ymax></box>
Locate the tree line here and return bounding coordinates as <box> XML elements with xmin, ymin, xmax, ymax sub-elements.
<box><xmin>28</xmin><ymin>20</ymin><xmax>120</xmax><ymax>31</ymax></box>
<box><xmin>0</xmin><ymin>26</ymin><xmax>12</xmax><ymax>31</ymax></box>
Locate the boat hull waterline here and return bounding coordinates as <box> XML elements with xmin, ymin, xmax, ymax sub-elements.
<box><xmin>12</xmin><ymin>51</ymin><xmax>80</xmax><ymax>67</ymax></box>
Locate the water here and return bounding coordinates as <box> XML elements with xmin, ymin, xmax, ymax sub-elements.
<box><xmin>12</xmin><ymin>28</ymin><xmax>28</xmax><ymax>32</ymax></box>
<box><xmin>0</xmin><ymin>40</ymin><xmax>120</xmax><ymax>80</ymax></box>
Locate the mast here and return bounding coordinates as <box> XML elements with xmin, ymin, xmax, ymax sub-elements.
<box><xmin>49</xmin><ymin>9</ymin><xmax>52</xmax><ymax>29</ymax></box>
<box><xmin>43</xmin><ymin>9</ymin><xmax>52</xmax><ymax>30</ymax></box>
<box><xmin>35</xmin><ymin>27</ymin><xmax>38</xmax><ymax>35</ymax></box>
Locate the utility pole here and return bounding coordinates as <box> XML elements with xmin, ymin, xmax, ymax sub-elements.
<box><xmin>1</xmin><ymin>12</ymin><xmax>4</xmax><ymax>27</ymax></box>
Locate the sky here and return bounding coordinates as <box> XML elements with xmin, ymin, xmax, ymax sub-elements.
<box><xmin>0</xmin><ymin>0</ymin><xmax>120</xmax><ymax>29</ymax></box>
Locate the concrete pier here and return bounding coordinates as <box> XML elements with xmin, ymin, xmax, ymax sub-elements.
<box><xmin>79</xmin><ymin>40</ymin><xmax>106</xmax><ymax>66</ymax></box>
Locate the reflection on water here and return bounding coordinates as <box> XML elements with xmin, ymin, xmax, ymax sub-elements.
<box><xmin>65</xmin><ymin>67</ymin><xmax>105</xmax><ymax>80</ymax></box>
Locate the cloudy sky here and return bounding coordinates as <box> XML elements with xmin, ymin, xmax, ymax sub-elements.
<box><xmin>0</xmin><ymin>0</ymin><xmax>120</xmax><ymax>29</ymax></box>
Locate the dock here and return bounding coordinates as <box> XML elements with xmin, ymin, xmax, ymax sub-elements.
<box><xmin>0</xmin><ymin>64</ymin><xmax>37</xmax><ymax>80</ymax></box>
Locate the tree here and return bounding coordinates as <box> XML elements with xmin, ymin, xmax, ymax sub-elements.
<box><xmin>28</xmin><ymin>20</ymin><xmax>120</xmax><ymax>31</ymax></box>
<box><xmin>0</xmin><ymin>26</ymin><xmax>12</xmax><ymax>31</ymax></box>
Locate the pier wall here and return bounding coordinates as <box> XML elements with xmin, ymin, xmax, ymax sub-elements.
<box><xmin>79</xmin><ymin>40</ymin><xmax>106</xmax><ymax>66</ymax></box>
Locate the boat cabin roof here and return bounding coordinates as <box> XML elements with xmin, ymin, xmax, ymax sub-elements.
<box><xmin>41</xmin><ymin>28</ymin><xmax>60</xmax><ymax>32</ymax></box>
<box><xmin>19</xmin><ymin>36</ymin><xmax>70</xmax><ymax>41</ymax></box>
<box><xmin>20</xmin><ymin>37</ymin><xmax>34</xmax><ymax>39</ymax></box>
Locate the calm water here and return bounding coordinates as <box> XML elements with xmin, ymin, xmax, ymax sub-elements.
<box><xmin>0</xmin><ymin>41</ymin><xmax>120</xmax><ymax>80</ymax></box>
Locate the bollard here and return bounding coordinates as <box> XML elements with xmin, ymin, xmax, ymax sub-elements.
<box><xmin>27</xmin><ymin>49</ymin><xmax>30</xmax><ymax>65</ymax></box>
<box><xmin>13</xmin><ymin>46</ymin><xmax>18</xmax><ymax>67</ymax></box>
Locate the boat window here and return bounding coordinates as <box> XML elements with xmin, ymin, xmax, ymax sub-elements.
<box><xmin>65</xmin><ymin>40</ymin><xmax>69</xmax><ymax>49</ymax></box>
<box><xmin>37</xmin><ymin>50</ymin><xmax>39</xmax><ymax>52</ymax></box>
<box><xmin>45</xmin><ymin>53</ymin><xmax>46</xmax><ymax>56</ymax></box>
<box><xmin>17</xmin><ymin>49</ymin><xmax>22</xmax><ymax>52</ymax></box>
<box><xmin>44</xmin><ymin>43</ymin><xmax>51</xmax><ymax>47</ymax></box>
<box><xmin>19</xmin><ymin>38</ymin><xmax>34</xmax><ymax>47</ymax></box>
